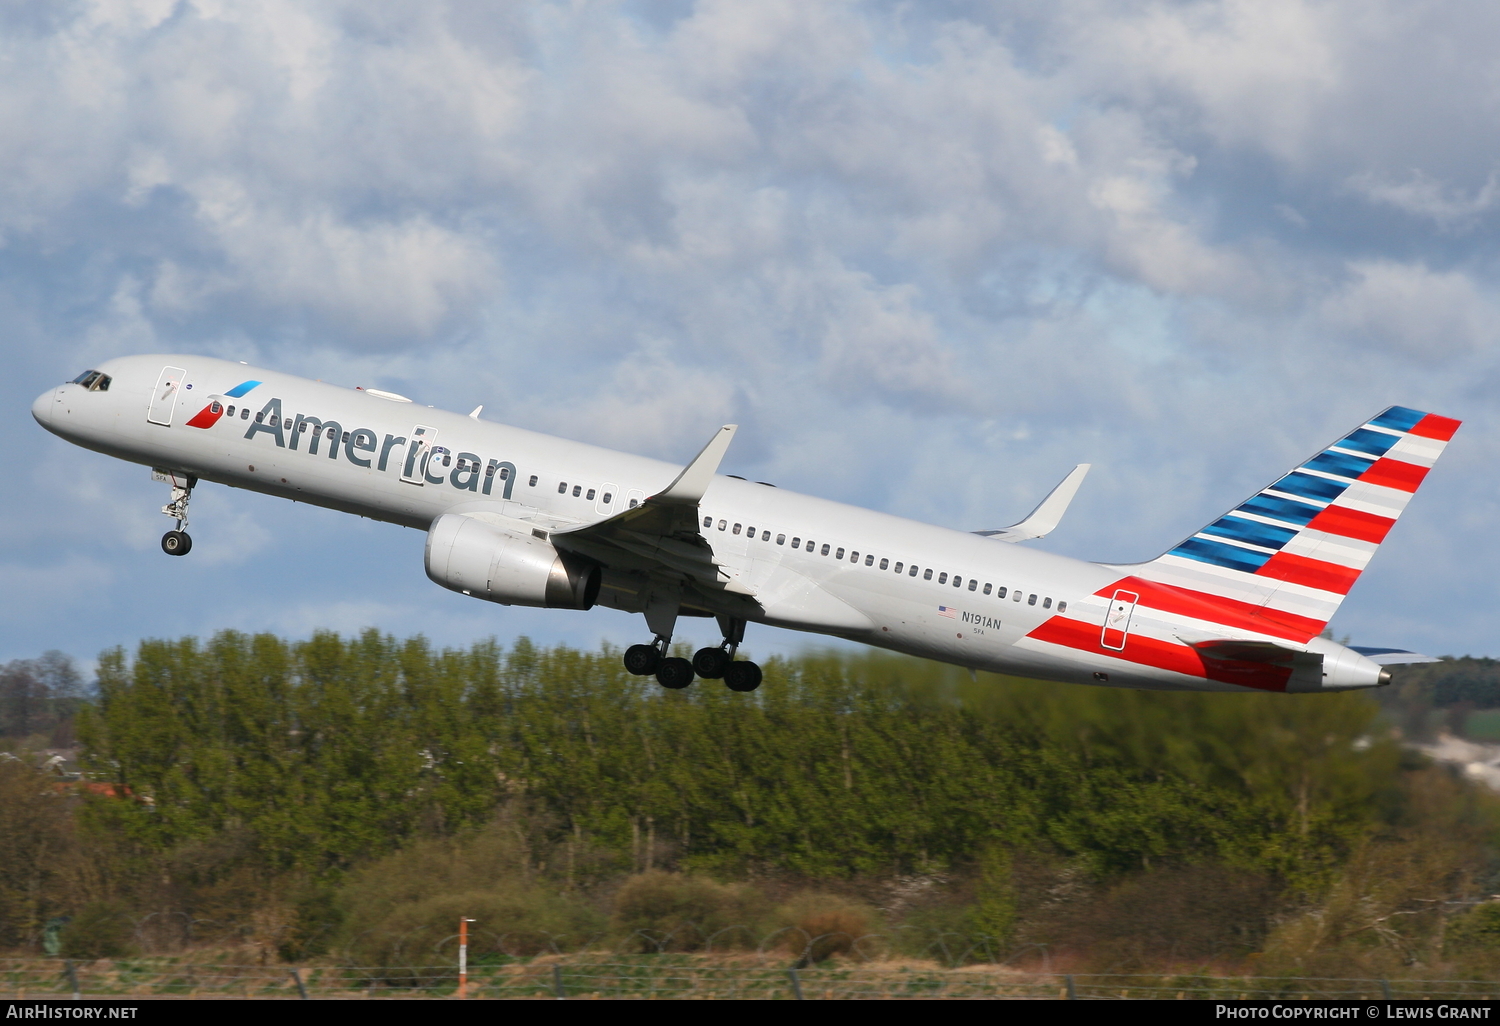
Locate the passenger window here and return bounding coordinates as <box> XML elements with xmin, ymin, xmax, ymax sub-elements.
<box><xmin>865</xmin><ymin>554</ymin><xmax>874</xmax><ymax>566</ymax></box>
<box><xmin>586</xmin><ymin>489</ymin><xmax>595</xmax><ymax>501</ymax></box>
<box><xmin>952</xmin><ymin>575</ymin><xmax>960</xmax><ymax>587</ymax></box>
<box><xmin>983</xmin><ymin>583</ymin><xmax>992</xmax><ymax>595</ymax></box>
<box><xmin>879</xmin><ymin>558</ymin><xmax>888</xmax><ymax>570</ymax></box>
<box><xmin>501</xmin><ymin>468</ymin><xmax>511</xmax><ymax>480</ymax></box>
<box><xmin>1013</xmin><ymin>590</ymin><xmax>1022</xmax><ymax>602</ymax></box>
<box><xmin>939</xmin><ymin>573</ymin><xmax>948</xmax><ymax>584</ymax></box>
<box><xmin>777</xmin><ymin>534</ymin><xmax>786</xmax><ymax>545</ymax></box>
<box><xmin>629</xmin><ymin>499</ymin><xmax>639</xmax><ymax>508</ymax></box>
<box><xmin>924</xmin><ymin>569</ymin><xmax>933</xmax><ymax>581</ymax></box>
<box><xmin>747</xmin><ymin>526</ymin><xmax>755</xmax><ymax>537</ymax></box>
<box><xmin>733</xmin><ymin>524</ymin><xmax>741</xmax><ymax>535</ymax></box>
<box><xmin>850</xmin><ymin>551</ymin><xmax>859</xmax><ymax>562</ymax></box>
<box><xmin>559</xmin><ymin>482</ymin><xmax>568</xmax><ymax>493</ymax></box>
<box><xmin>270</xmin><ymin>415</ymin><xmax>279</xmax><ymax>427</ymax></box>
<box><xmin>836</xmin><ymin>548</ymin><xmax>845</xmax><ymax>560</ymax></box>
<box><xmin>210</xmin><ymin>402</ymin><xmax>222</xmax><ymax>414</ymax></box>
<box><xmin>805</xmin><ymin>539</ymin><xmax>814</xmax><ymax>550</ymax></box>
<box><xmin>601</xmin><ymin>490</ymin><xmax>609</xmax><ymax>502</ymax></box>
<box><xmin>820</xmin><ymin>543</ymin><xmax>829</xmax><ymax>555</ymax></box>
<box><xmin>227</xmin><ymin>406</ymin><xmax>235</xmax><ymax>417</ymax></box>
<box><xmin>1058</xmin><ymin>601</ymin><xmax>1068</xmax><ymax>613</ymax></box>
<box><xmin>719</xmin><ymin>520</ymin><xmax>728</xmax><ymax>531</ymax></box>
<box><xmin>1028</xmin><ymin>594</ymin><xmax>1037</xmax><ymax>605</ymax></box>
<box><xmin>255</xmin><ymin>412</ymin><xmax>264</xmax><ymax>423</ymax></box>
<box><xmin>298</xmin><ymin>421</ymin><xmax>307</xmax><ymax>433</ymax></box>
<box><xmin>792</xmin><ymin>537</ymin><xmax>801</xmax><ymax>548</ymax></box>
<box><xmin>704</xmin><ymin>516</ymin><xmax>713</xmax><ymax>528</ymax></box>
<box><xmin>968</xmin><ymin>580</ymin><xmax>977</xmax><ymax>591</ymax></box>
<box><xmin>1043</xmin><ymin>597</ymin><xmax>1052</xmax><ymax>609</ymax></box>
<box><xmin>997</xmin><ymin>586</ymin><xmax>1007</xmax><ymax>598</ymax></box>
<box><xmin>572</xmin><ymin>485</ymin><xmax>581</xmax><ymax>497</ymax></box>
<box><xmin>894</xmin><ymin>562</ymin><xmax>903</xmax><ymax>573</ymax></box>
<box><xmin>910</xmin><ymin>566</ymin><xmax>919</xmax><ymax>577</ymax></box>
<box><xmin>529</xmin><ymin>475</ymin><xmax>538</xmax><ymax>487</ymax></box>
<box><xmin>442</xmin><ymin>450</ymin><xmax>450</xmax><ymax>466</ymax></box>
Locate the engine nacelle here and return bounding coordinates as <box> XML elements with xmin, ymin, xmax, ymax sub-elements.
<box><xmin>424</xmin><ymin>513</ymin><xmax>600</xmax><ymax>610</ymax></box>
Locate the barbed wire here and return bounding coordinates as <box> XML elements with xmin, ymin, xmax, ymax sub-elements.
<box><xmin>3</xmin><ymin>957</ymin><xmax>1498</xmax><ymax>1000</ymax></box>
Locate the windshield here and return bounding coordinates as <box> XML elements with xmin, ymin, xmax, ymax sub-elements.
<box><xmin>68</xmin><ymin>370</ymin><xmax>111</xmax><ymax>391</ymax></box>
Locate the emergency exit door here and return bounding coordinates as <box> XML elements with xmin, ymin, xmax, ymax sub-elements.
<box><xmin>1100</xmin><ymin>589</ymin><xmax>1139</xmax><ymax>651</ymax></box>
<box><xmin>147</xmin><ymin>366</ymin><xmax>187</xmax><ymax>426</ymax></box>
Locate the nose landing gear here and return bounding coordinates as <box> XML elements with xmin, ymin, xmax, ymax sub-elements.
<box><xmin>156</xmin><ymin>469</ymin><xmax>196</xmax><ymax>556</ymax></box>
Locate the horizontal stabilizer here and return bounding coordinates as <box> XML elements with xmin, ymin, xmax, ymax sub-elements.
<box><xmin>975</xmin><ymin>464</ymin><xmax>1090</xmax><ymax>542</ymax></box>
<box><xmin>1350</xmin><ymin>646</ymin><xmax>1439</xmax><ymax>665</ymax></box>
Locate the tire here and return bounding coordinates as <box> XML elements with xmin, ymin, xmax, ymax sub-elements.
<box><xmin>692</xmin><ymin>647</ymin><xmax>731</xmax><ymax>679</ymax></box>
<box><xmin>656</xmin><ymin>656</ymin><xmax>695</xmax><ymax>690</ymax></box>
<box><xmin>724</xmin><ymin>661</ymin><xmax>762</xmax><ymax>693</ymax></box>
<box><xmin>623</xmin><ymin>644</ymin><xmax>661</xmax><ymax>676</ymax></box>
<box><xmin>161</xmin><ymin>530</ymin><xmax>192</xmax><ymax>556</ymax></box>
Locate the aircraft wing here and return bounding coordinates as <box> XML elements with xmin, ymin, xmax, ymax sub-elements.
<box><xmin>974</xmin><ymin>464</ymin><xmax>1090</xmax><ymax>542</ymax></box>
<box><xmin>550</xmin><ymin>425</ymin><xmax>755</xmax><ymax>594</ymax></box>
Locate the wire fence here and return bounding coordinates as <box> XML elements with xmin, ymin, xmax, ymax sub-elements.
<box><xmin>3</xmin><ymin>959</ymin><xmax>1499</xmax><ymax>1000</ymax></box>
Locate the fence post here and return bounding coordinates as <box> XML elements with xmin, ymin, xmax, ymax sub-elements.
<box><xmin>1065</xmin><ymin>974</ymin><xmax>1077</xmax><ymax>1000</ymax></box>
<box><xmin>787</xmin><ymin>967</ymin><xmax>804</xmax><ymax>1001</ymax></box>
<box><xmin>64</xmin><ymin>960</ymin><xmax>80</xmax><ymax>1000</ymax></box>
<box><xmin>1380</xmin><ymin>979</ymin><xmax>1392</xmax><ymax>1000</ymax></box>
<box><xmin>290</xmin><ymin>968</ymin><xmax>309</xmax><ymax>1000</ymax></box>
<box><xmin>553</xmin><ymin>963</ymin><xmax>565</xmax><ymax>999</ymax></box>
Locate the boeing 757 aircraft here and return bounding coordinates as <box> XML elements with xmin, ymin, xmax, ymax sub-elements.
<box><xmin>33</xmin><ymin>355</ymin><xmax>1458</xmax><ymax>694</ymax></box>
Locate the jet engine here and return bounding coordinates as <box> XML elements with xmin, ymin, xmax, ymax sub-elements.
<box><xmin>425</xmin><ymin>513</ymin><xmax>600</xmax><ymax>609</ymax></box>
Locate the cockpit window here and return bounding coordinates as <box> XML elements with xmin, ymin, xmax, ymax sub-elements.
<box><xmin>71</xmin><ymin>370</ymin><xmax>98</xmax><ymax>386</ymax></box>
<box><xmin>69</xmin><ymin>370</ymin><xmax>109</xmax><ymax>391</ymax></box>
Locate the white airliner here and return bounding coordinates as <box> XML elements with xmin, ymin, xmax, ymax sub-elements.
<box><xmin>33</xmin><ymin>355</ymin><xmax>1458</xmax><ymax>694</ymax></box>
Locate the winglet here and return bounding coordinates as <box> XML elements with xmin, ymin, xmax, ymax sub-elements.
<box><xmin>653</xmin><ymin>425</ymin><xmax>738</xmax><ymax>505</ymax></box>
<box><xmin>975</xmin><ymin>464</ymin><xmax>1090</xmax><ymax>542</ymax></box>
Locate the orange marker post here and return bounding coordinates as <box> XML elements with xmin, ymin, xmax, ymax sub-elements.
<box><xmin>458</xmin><ymin>917</ymin><xmax>476</xmax><ymax>999</ymax></box>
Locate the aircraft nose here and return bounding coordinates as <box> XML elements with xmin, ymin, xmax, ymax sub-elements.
<box><xmin>31</xmin><ymin>386</ymin><xmax>57</xmax><ymax>427</ymax></box>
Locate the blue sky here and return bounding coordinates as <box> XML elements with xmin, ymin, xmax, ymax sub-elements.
<box><xmin>4</xmin><ymin>0</ymin><xmax>1498</xmax><ymax>669</ymax></box>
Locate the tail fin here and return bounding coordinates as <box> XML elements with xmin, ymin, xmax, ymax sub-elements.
<box><xmin>1130</xmin><ymin>406</ymin><xmax>1460</xmax><ymax>643</ymax></box>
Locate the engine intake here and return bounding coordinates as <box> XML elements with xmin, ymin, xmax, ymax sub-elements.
<box><xmin>425</xmin><ymin>513</ymin><xmax>600</xmax><ymax>610</ymax></box>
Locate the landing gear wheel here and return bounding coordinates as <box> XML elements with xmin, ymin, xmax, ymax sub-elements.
<box><xmin>724</xmin><ymin>661</ymin><xmax>762</xmax><ymax>693</ymax></box>
<box><xmin>623</xmin><ymin>644</ymin><xmax>661</xmax><ymax>676</ymax></box>
<box><xmin>656</xmin><ymin>657</ymin><xmax>695</xmax><ymax>690</ymax></box>
<box><xmin>161</xmin><ymin>530</ymin><xmax>192</xmax><ymax>556</ymax></box>
<box><xmin>692</xmin><ymin>647</ymin><xmax>732</xmax><ymax>679</ymax></box>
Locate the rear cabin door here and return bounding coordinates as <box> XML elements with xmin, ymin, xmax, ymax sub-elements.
<box><xmin>400</xmin><ymin>425</ymin><xmax>437</xmax><ymax>484</ymax></box>
<box><xmin>1100</xmin><ymin>589</ymin><xmax>1139</xmax><ymax>651</ymax></box>
<box><xmin>147</xmin><ymin>366</ymin><xmax>187</xmax><ymax>426</ymax></box>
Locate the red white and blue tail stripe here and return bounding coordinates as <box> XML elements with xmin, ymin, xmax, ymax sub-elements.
<box><xmin>1130</xmin><ymin>406</ymin><xmax>1460</xmax><ymax>642</ymax></box>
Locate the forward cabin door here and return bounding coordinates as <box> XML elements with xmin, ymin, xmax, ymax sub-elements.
<box><xmin>1100</xmin><ymin>589</ymin><xmax>1139</xmax><ymax>651</ymax></box>
<box><xmin>400</xmin><ymin>425</ymin><xmax>437</xmax><ymax>484</ymax></box>
<box><xmin>147</xmin><ymin>366</ymin><xmax>187</xmax><ymax>426</ymax></box>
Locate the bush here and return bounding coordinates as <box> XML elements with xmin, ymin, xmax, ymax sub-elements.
<box><xmin>1445</xmin><ymin>902</ymin><xmax>1500</xmax><ymax>955</ymax></box>
<box><xmin>774</xmin><ymin>892</ymin><xmax>875</xmax><ymax>964</ymax></box>
<box><xmin>610</xmin><ymin>871</ymin><xmax>766</xmax><ymax>952</ymax></box>
<box><xmin>58</xmin><ymin>902</ymin><xmax>134</xmax><ymax>959</ymax></box>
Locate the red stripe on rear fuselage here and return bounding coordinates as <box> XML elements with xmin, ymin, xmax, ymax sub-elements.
<box><xmin>1026</xmin><ymin>616</ymin><xmax>1290</xmax><ymax>692</ymax></box>
<box><xmin>1093</xmin><ymin>576</ymin><xmax>1325</xmax><ymax>643</ymax></box>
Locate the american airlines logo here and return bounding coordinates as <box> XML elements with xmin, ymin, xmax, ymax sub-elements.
<box><xmin>205</xmin><ymin>389</ymin><xmax>518</xmax><ymax>500</ymax></box>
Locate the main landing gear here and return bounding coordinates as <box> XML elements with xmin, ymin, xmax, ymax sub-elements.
<box><xmin>157</xmin><ymin>470</ymin><xmax>196</xmax><ymax>556</ymax></box>
<box><xmin>623</xmin><ymin>615</ymin><xmax>762</xmax><ymax>692</ymax></box>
